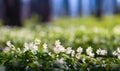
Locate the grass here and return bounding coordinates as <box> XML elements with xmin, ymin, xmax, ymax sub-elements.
<box><xmin>0</xmin><ymin>15</ymin><xmax>120</xmax><ymax>48</ymax></box>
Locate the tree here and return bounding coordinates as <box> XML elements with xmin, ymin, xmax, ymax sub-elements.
<box><xmin>96</xmin><ymin>0</ymin><xmax>102</xmax><ymax>18</ymax></box>
<box><xmin>0</xmin><ymin>0</ymin><xmax>4</xmax><ymax>19</ymax></box>
<box><xmin>3</xmin><ymin>0</ymin><xmax>22</xmax><ymax>26</ymax></box>
<box><xmin>31</xmin><ymin>0</ymin><xmax>51</xmax><ymax>23</ymax></box>
<box><xmin>39</xmin><ymin>0</ymin><xmax>51</xmax><ymax>22</ymax></box>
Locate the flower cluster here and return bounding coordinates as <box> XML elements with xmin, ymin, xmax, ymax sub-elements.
<box><xmin>96</xmin><ymin>48</ymin><xmax>107</xmax><ymax>55</ymax></box>
<box><xmin>86</xmin><ymin>46</ymin><xmax>95</xmax><ymax>57</ymax></box>
<box><xmin>4</xmin><ymin>40</ymin><xmax>120</xmax><ymax>59</ymax></box>
<box><xmin>112</xmin><ymin>47</ymin><xmax>120</xmax><ymax>59</ymax></box>
<box><xmin>53</xmin><ymin>40</ymin><xmax>66</xmax><ymax>54</ymax></box>
<box><xmin>75</xmin><ymin>47</ymin><xmax>83</xmax><ymax>59</ymax></box>
<box><xmin>24</xmin><ymin>42</ymin><xmax>38</xmax><ymax>54</ymax></box>
<box><xmin>1</xmin><ymin>39</ymin><xmax>120</xmax><ymax>71</ymax></box>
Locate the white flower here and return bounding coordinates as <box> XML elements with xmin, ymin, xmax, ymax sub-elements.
<box><xmin>29</xmin><ymin>43</ymin><xmax>38</xmax><ymax>52</ymax></box>
<box><xmin>113</xmin><ymin>26</ymin><xmax>120</xmax><ymax>34</ymax></box>
<box><xmin>6</xmin><ymin>41</ymin><xmax>12</xmax><ymax>47</ymax></box>
<box><xmin>29</xmin><ymin>43</ymin><xmax>38</xmax><ymax>53</ymax></box>
<box><xmin>82</xmin><ymin>58</ymin><xmax>86</xmax><ymax>63</ymax></box>
<box><xmin>34</xmin><ymin>61</ymin><xmax>39</xmax><ymax>66</ymax></box>
<box><xmin>58</xmin><ymin>45</ymin><xmax>66</xmax><ymax>52</ymax></box>
<box><xmin>53</xmin><ymin>47</ymin><xmax>61</xmax><ymax>54</ymax></box>
<box><xmin>101</xmin><ymin>64</ymin><xmax>106</xmax><ymax>67</ymax></box>
<box><xmin>16</xmin><ymin>48</ymin><xmax>21</xmax><ymax>53</ymax></box>
<box><xmin>3</xmin><ymin>47</ymin><xmax>10</xmax><ymax>52</ymax></box>
<box><xmin>43</xmin><ymin>43</ymin><xmax>48</xmax><ymax>52</ymax></box>
<box><xmin>34</xmin><ymin>39</ymin><xmax>41</xmax><ymax>45</ymax></box>
<box><xmin>53</xmin><ymin>45</ymin><xmax>65</xmax><ymax>54</ymax></box>
<box><xmin>25</xmin><ymin>66</ymin><xmax>29</xmax><ymax>70</ymax></box>
<box><xmin>112</xmin><ymin>51</ymin><xmax>118</xmax><ymax>56</ymax></box>
<box><xmin>117</xmin><ymin>47</ymin><xmax>120</xmax><ymax>53</ymax></box>
<box><xmin>89</xmin><ymin>52</ymin><xmax>95</xmax><ymax>57</ymax></box>
<box><xmin>23</xmin><ymin>43</ymin><xmax>29</xmax><ymax>52</ymax></box>
<box><xmin>6</xmin><ymin>41</ymin><xmax>15</xmax><ymax>48</ymax></box>
<box><xmin>71</xmin><ymin>50</ymin><xmax>75</xmax><ymax>57</ymax></box>
<box><xmin>96</xmin><ymin>48</ymin><xmax>107</xmax><ymax>55</ymax></box>
<box><xmin>118</xmin><ymin>54</ymin><xmax>120</xmax><ymax>59</ymax></box>
<box><xmin>76</xmin><ymin>47</ymin><xmax>83</xmax><ymax>54</ymax></box>
<box><xmin>56</xmin><ymin>58</ymin><xmax>66</xmax><ymax>65</ymax></box>
<box><xmin>43</xmin><ymin>43</ymin><xmax>47</xmax><ymax>49</ymax></box>
<box><xmin>65</xmin><ymin>47</ymin><xmax>73</xmax><ymax>54</ymax></box>
<box><xmin>53</xmin><ymin>40</ymin><xmax>65</xmax><ymax>54</ymax></box>
<box><xmin>86</xmin><ymin>46</ymin><xmax>93</xmax><ymax>54</ymax></box>
<box><xmin>55</xmin><ymin>40</ymin><xmax>61</xmax><ymax>47</ymax></box>
<box><xmin>23</xmin><ymin>42</ymin><xmax>38</xmax><ymax>53</ymax></box>
<box><xmin>86</xmin><ymin>46</ymin><xmax>94</xmax><ymax>57</ymax></box>
<box><xmin>48</xmin><ymin>52</ymin><xmax>52</xmax><ymax>56</ymax></box>
<box><xmin>75</xmin><ymin>53</ymin><xmax>81</xmax><ymax>59</ymax></box>
<box><xmin>96</xmin><ymin>48</ymin><xmax>101</xmax><ymax>55</ymax></box>
<box><xmin>101</xmin><ymin>50</ymin><xmax>107</xmax><ymax>55</ymax></box>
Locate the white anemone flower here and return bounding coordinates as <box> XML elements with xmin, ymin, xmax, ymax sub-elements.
<box><xmin>23</xmin><ymin>42</ymin><xmax>38</xmax><ymax>53</ymax></box>
<box><xmin>86</xmin><ymin>46</ymin><xmax>94</xmax><ymax>57</ymax></box>
<box><xmin>75</xmin><ymin>53</ymin><xmax>81</xmax><ymax>59</ymax></box>
<box><xmin>56</xmin><ymin>58</ymin><xmax>66</xmax><ymax>65</ymax></box>
<box><xmin>117</xmin><ymin>47</ymin><xmax>120</xmax><ymax>53</ymax></box>
<box><xmin>71</xmin><ymin>50</ymin><xmax>75</xmax><ymax>57</ymax></box>
<box><xmin>43</xmin><ymin>43</ymin><xmax>49</xmax><ymax>52</ymax></box>
<box><xmin>118</xmin><ymin>54</ymin><xmax>120</xmax><ymax>59</ymax></box>
<box><xmin>23</xmin><ymin>42</ymin><xmax>29</xmax><ymax>52</ymax></box>
<box><xmin>101</xmin><ymin>50</ymin><xmax>107</xmax><ymax>55</ymax></box>
<box><xmin>76</xmin><ymin>47</ymin><xmax>83</xmax><ymax>54</ymax></box>
<box><xmin>34</xmin><ymin>39</ymin><xmax>41</xmax><ymax>45</ymax></box>
<box><xmin>96</xmin><ymin>48</ymin><xmax>101</xmax><ymax>55</ymax></box>
<box><xmin>53</xmin><ymin>47</ymin><xmax>60</xmax><ymax>54</ymax></box>
<box><xmin>82</xmin><ymin>58</ymin><xmax>86</xmax><ymax>63</ymax></box>
<box><xmin>48</xmin><ymin>52</ymin><xmax>52</xmax><ymax>56</ymax></box>
<box><xmin>6</xmin><ymin>41</ymin><xmax>15</xmax><ymax>48</ymax></box>
<box><xmin>55</xmin><ymin>40</ymin><xmax>61</xmax><ymax>47</ymax></box>
<box><xmin>6</xmin><ymin>41</ymin><xmax>12</xmax><ymax>47</ymax></box>
<box><xmin>112</xmin><ymin>51</ymin><xmax>118</xmax><ymax>56</ymax></box>
<box><xmin>89</xmin><ymin>52</ymin><xmax>95</xmax><ymax>57</ymax></box>
<box><xmin>65</xmin><ymin>47</ymin><xmax>73</xmax><ymax>54</ymax></box>
<box><xmin>3</xmin><ymin>47</ymin><xmax>10</xmax><ymax>53</ymax></box>
<box><xmin>96</xmin><ymin>48</ymin><xmax>107</xmax><ymax>55</ymax></box>
<box><xmin>29</xmin><ymin>43</ymin><xmax>38</xmax><ymax>53</ymax></box>
<box><xmin>43</xmin><ymin>43</ymin><xmax>47</xmax><ymax>49</ymax></box>
<box><xmin>86</xmin><ymin>46</ymin><xmax>93</xmax><ymax>53</ymax></box>
<box><xmin>16</xmin><ymin>48</ymin><xmax>21</xmax><ymax>53</ymax></box>
<box><xmin>53</xmin><ymin>45</ymin><xmax>65</xmax><ymax>54</ymax></box>
<box><xmin>58</xmin><ymin>45</ymin><xmax>66</xmax><ymax>52</ymax></box>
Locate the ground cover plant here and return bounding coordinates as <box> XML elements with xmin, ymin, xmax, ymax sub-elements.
<box><xmin>0</xmin><ymin>16</ymin><xmax>120</xmax><ymax>71</ymax></box>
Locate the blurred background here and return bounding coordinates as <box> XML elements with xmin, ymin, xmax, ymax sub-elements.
<box><xmin>1</xmin><ymin>0</ymin><xmax>120</xmax><ymax>57</ymax></box>
<box><xmin>0</xmin><ymin>0</ymin><xmax>120</xmax><ymax>26</ymax></box>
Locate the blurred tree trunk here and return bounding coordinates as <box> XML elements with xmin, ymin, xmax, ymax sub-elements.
<box><xmin>39</xmin><ymin>0</ymin><xmax>51</xmax><ymax>22</ymax></box>
<box><xmin>31</xmin><ymin>0</ymin><xmax>51</xmax><ymax>23</ymax></box>
<box><xmin>21</xmin><ymin>0</ymin><xmax>31</xmax><ymax>20</ymax></box>
<box><xmin>96</xmin><ymin>0</ymin><xmax>102</xmax><ymax>18</ymax></box>
<box><xmin>115</xmin><ymin>0</ymin><xmax>120</xmax><ymax>14</ymax></box>
<box><xmin>51</xmin><ymin>0</ymin><xmax>65</xmax><ymax>17</ymax></box>
<box><xmin>0</xmin><ymin>0</ymin><xmax>4</xmax><ymax>19</ymax></box>
<box><xmin>3</xmin><ymin>0</ymin><xmax>22</xmax><ymax>26</ymax></box>
<box><xmin>81</xmin><ymin>0</ymin><xmax>91</xmax><ymax>17</ymax></box>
